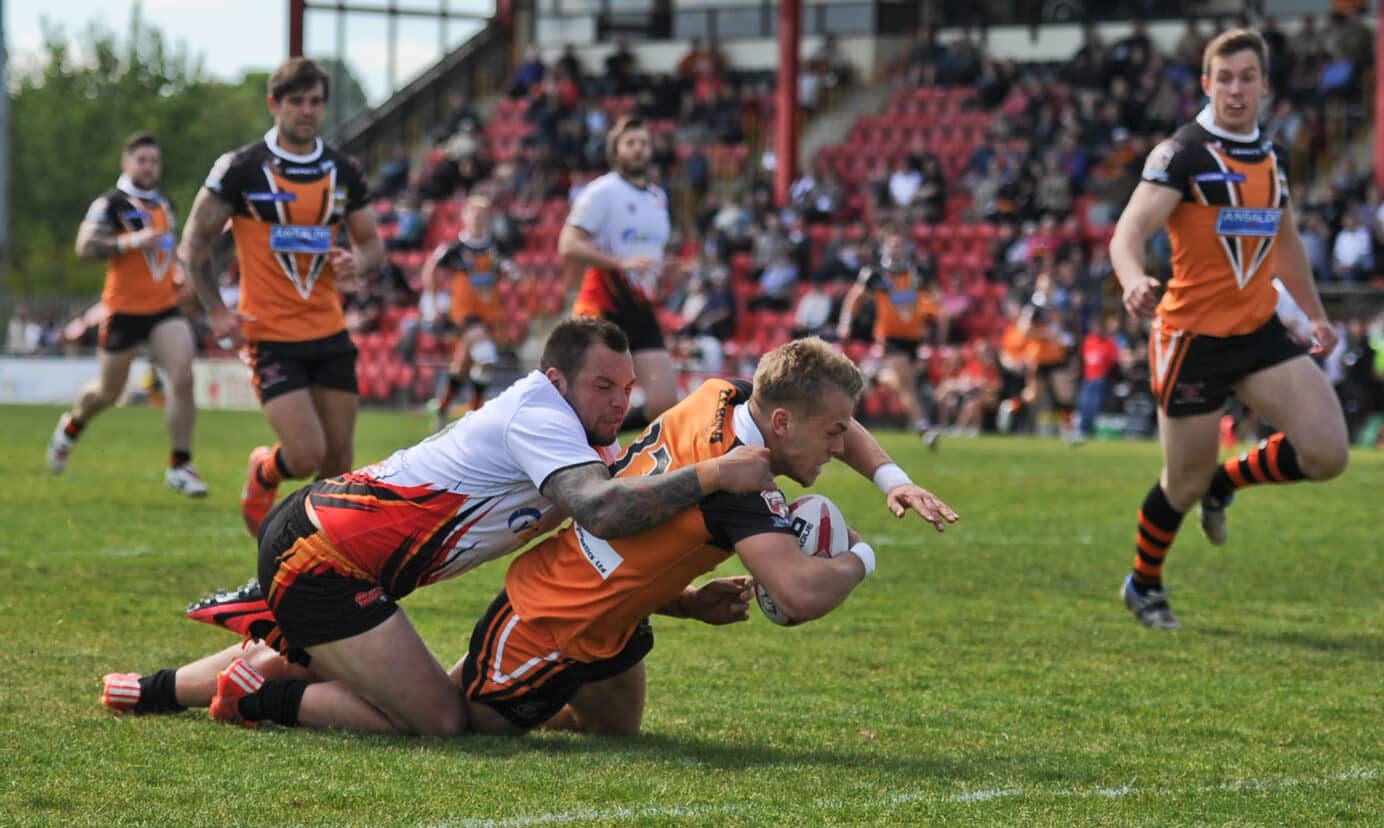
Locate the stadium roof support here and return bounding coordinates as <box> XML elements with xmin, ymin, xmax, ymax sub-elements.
<box><xmin>1377</xmin><ymin>19</ymin><xmax>1383</xmax><ymax>192</ymax></box>
<box><xmin>774</xmin><ymin>0</ymin><xmax>801</xmax><ymax>209</ymax></box>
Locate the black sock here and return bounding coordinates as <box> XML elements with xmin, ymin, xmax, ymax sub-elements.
<box><xmin>239</xmin><ymin>679</ymin><xmax>308</xmax><ymax>726</ymax></box>
<box><xmin>620</xmin><ymin>404</ymin><xmax>648</xmax><ymax>433</ymax></box>
<box><xmin>171</xmin><ymin>450</ymin><xmax>191</xmax><ymax>468</ymax></box>
<box><xmin>135</xmin><ymin>668</ymin><xmax>186</xmax><ymax>714</ymax></box>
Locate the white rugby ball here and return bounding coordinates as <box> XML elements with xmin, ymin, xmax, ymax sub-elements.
<box><xmin>756</xmin><ymin>493</ymin><xmax>850</xmax><ymax>626</ymax></box>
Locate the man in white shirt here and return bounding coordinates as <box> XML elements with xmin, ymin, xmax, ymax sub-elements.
<box><xmin>561</xmin><ymin>116</ymin><xmax>679</xmax><ymax>431</ymax></box>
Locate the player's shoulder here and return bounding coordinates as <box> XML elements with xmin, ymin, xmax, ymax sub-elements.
<box><xmin>321</xmin><ymin>144</ymin><xmax>366</xmax><ymax>178</ymax></box>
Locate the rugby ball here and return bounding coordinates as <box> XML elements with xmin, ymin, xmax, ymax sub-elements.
<box><xmin>756</xmin><ymin>493</ymin><xmax>851</xmax><ymax>626</ymax></box>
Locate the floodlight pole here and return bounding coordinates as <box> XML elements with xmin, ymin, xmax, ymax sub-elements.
<box><xmin>774</xmin><ymin>0</ymin><xmax>801</xmax><ymax>209</ymax></box>
<box><xmin>0</xmin><ymin>0</ymin><xmax>9</xmax><ymax>298</ymax></box>
<box><xmin>290</xmin><ymin>0</ymin><xmax>307</xmax><ymax>57</ymax></box>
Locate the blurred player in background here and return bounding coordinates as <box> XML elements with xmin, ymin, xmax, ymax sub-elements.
<box><xmin>837</xmin><ymin>225</ymin><xmax>946</xmax><ymax>446</ymax></box>
<box><xmin>561</xmin><ymin>116</ymin><xmax>679</xmax><ymax>431</ymax></box>
<box><xmin>422</xmin><ymin>194</ymin><xmax>511</xmax><ymax>429</ymax></box>
<box><xmin>180</xmin><ymin>57</ymin><xmax>383</xmax><ymax>537</ymax></box>
<box><xmin>48</xmin><ymin>132</ymin><xmax>207</xmax><ymax>497</ymax></box>
<box><xmin>1109</xmin><ymin>29</ymin><xmax>1348</xmax><ymax>629</ymax></box>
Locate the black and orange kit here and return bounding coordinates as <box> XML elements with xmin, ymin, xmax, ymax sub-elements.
<box><xmin>434</xmin><ymin>237</ymin><xmax>505</xmax><ymax>330</ymax></box>
<box><xmin>84</xmin><ymin>182</ymin><xmax>182</xmax><ymax>351</ymax></box>
<box><xmin>462</xmin><ymin>379</ymin><xmax>797</xmax><ymax>727</ymax></box>
<box><xmin>1140</xmin><ymin>114</ymin><xmax>1305</xmax><ymax>417</ymax></box>
<box><xmin>860</xmin><ymin>264</ymin><xmax>940</xmax><ymax>355</ymax></box>
<box><xmin>204</xmin><ymin>129</ymin><xmax>369</xmax><ymax>400</ymax></box>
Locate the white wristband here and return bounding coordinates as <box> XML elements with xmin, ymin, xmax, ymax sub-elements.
<box><xmin>872</xmin><ymin>462</ymin><xmax>912</xmax><ymax>494</ymax></box>
<box><xmin>848</xmin><ymin>541</ymin><xmax>876</xmax><ymax>576</ymax></box>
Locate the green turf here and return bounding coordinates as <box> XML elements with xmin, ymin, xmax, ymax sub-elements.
<box><xmin>2</xmin><ymin>403</ymin><xmax>1381</xmax><ymax>826</ymax></box>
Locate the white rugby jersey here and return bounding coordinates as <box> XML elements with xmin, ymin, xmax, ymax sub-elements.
<box><xmin>307</xmin><ymin>371</ymin><xmax>619</xmax><ymax>597</ymax></box>
<box><xmin>567</xmin><ymin>172</ymin><xmax>671</xmax><ymax>298</ymax></box>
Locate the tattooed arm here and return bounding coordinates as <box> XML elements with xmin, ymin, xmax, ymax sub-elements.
<box><xmin>540</xmin><ymin>444</ymin><xmax>774</xmax><ymax>539</ymax></box>
<box><xmin>177</xmin><ymin>186</ymin><xmax>238</xmax><ymax>343</ymax></box>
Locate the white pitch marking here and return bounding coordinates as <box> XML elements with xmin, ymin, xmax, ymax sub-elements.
<box><xmin>449</xmin><ymin>767</ymin><xmax>1379</xmax><ymax>827</ymax></box>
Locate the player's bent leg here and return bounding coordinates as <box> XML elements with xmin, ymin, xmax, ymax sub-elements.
<box><xmin>148</xmin><ymin>317</ymin><xmax>197</xmax><ymax>450</ymax></box>
<box><xmin>563</xmin><ymin>661</ymin><xmax>646</xmax><ymax>736</ymax></box>
<box><xmin>262</xmin><ymin>390</ymin><xmax>328</xmax><ymax>478</ymax></box>
<box><xmin>309</xmin><ymin>386</ymin><xmax>358</xmax><ymax>479</ymax></box>
<box><xmin>1234</xmin><ymin>356</ymin><xmax>1350</xmax><ymax>481</ymax></box>
<box><xmin>632</xmin><ymin>349</ymin><xmax>679</xmax><ymax>421</ymax></box>
<box><xmin>1157</xmin><ymin>409</ymin><xmax>1224</xmax><ymax>512</ymax></box>
<box><xmin>52</xmin><ymin>350</ymin><xmax>138</xmax><ymax>473</ymax></box>
<box><xmin>296</xmin><ymin>610</ymin><xmax>465</xmax><ymax>736</ymax></box>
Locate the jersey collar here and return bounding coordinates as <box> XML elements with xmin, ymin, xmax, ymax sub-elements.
<box><xmin>1195</xmin><ymin>105</ymin><xmax>1260</xmax><ymax>143</ymax></box>
<box><xmin>264</xmin><ymin>127</ymin><xmax>324</xmax><ymax>163</ymax></box>
<box><xmin>115</xmin><ymin>174</ymin><xmax>161</xmax><ymax>201</ymax></box>
<box><xmin>732</xmin><ymin>402</ymin><xmax>766</xmax><ymax>447</ymax></box>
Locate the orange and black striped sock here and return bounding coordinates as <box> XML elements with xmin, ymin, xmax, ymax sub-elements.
<box><xmin>1206</xmin><ymin>432</ymin><xmax>1307</xmax><ymax>502</ymax></box>
<box><xmin>255</xmin><ymin>444</ymin><xmax>292</xmax><ymax>490</ymax></box>
<box><xmin>170</xmin><ymin>450</ymin><xmax>191</xmax><ymax>469</ymax></box>
<box><xmin>64</xmin><ymin>416</ymin><xmax>85</xmax><ymax>439</ymax></box>
<box><xmin>1132</xmin><ymin>483</ymin><xmax>1184</xmax><ymax>593</ymax></box>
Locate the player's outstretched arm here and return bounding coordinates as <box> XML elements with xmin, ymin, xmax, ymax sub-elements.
<box><xmin>540</xmin><ymin>445</ymin><xmax>774</xmax><ymax>539</ymax></box>
<box><xmin>839</xmin><ymin>419</ymin><xmax>959</xmax><ymax>530</ymax></box>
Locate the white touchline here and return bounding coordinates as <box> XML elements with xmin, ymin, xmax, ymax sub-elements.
<box><xmin>449</xmin><ymin>767</ymin><xmax>1379</xmax><ymax>828</ymax></box>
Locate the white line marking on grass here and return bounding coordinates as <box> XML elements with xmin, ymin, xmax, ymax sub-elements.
<box><xmin>450</xmin><ymin>767</ymin><xmax>1379</xmax><ymax>827</ymax></box>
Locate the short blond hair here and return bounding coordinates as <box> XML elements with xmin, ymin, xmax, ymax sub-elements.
<box><xmin>1202</xmin><ymin>28</ymin><xmax>1268</xmax><ymax>78</ymax></box>
<box><xmin>752</xmin><ymin>338</ymin><xmax>864</xmax><ymax>413</ymax></box>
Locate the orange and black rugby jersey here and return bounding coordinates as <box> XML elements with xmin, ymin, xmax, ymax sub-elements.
<box><xmin>1141</xmin><ymin>114</ymin><xmax>1291</xmax><ymax>337</ymax></box>
<box><xmin>861</xmin><ymin>264</ymin><xmax>940</xmax><ymax>342</ymax></box>
<box><xmin>433</xmin><ymin>237</ymin><xmax>506</xmax><ymax>328</ymax></box>
<box><xmin>84</xmin><ymin>186</ymin><xmax>179</xmax><ymax>314</ymax></box>
<box><xmin>205</xmin><ymin>132</ymin><xmax>369</xmax><ymax>342</ymax></box>
<box><xmin>504</xmin><ymin>378</ymin><xmax>798</xmax><ymax>662</ymax></box>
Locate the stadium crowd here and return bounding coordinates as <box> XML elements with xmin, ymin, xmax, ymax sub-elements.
<box><xmin>13</xmin><ymin>11</ymin><xmax>1384</xmax><ymax>446</ymax></box>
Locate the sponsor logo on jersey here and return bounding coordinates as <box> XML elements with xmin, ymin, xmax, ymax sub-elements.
<box><xmin>507</xmin><ymin>507</ymin><xmax>542</xmax><ymax>534</ymax></box>
<box><xmin>120</xmin><ymin>209</ymin><xmax>152</xmax><ymax>221</ymax></box>
<box><xmin>619</xmin><ymin>228</ymin><xmax>656</xmax><ymax>244</ymax></box>
<box><xmin>269</xmin><ymin>224</ymin><xmax>333</xmax><ymax>254</ymax></box>
<box><xmin>708</xmin><ymin>386</ymin><xmax>735</xmax><ymax>444</ymax></box>
<box><xmin>246</xmin><ymin>191</ymin><xmax>298</xmax><ymax>202</ymax></box>
<box><xmin>575</xmin><ymin>525</ymin><xmax>624</xmax><ymax>579</ymax></box>
<box><xmin>1192</xmin><ymin>171</ymin><xmax>1247</xmax><ymax>183</ymax></box>
<box><xmin>353</xmin><ymin>586</ymin><xmax>387</xmax><ymax>607</ymax></box>
<box><xmin>761</xmin><ymin>490</ymin><xmax>789</xmax><ymax>520</ymax></box>
<box><xmin>1215</xmin><ymin>208</ymin><xmax>1281</xmax><ymax>237</ymax></box>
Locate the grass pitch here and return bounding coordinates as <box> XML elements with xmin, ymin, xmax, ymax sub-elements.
<box><xmin>1</xmin><ymin>403</ymin><xmax>1381</xmax><ymax>826</ymax></box>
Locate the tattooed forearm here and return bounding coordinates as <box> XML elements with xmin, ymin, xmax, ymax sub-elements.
<box><xmin>542</xmin><ymin>462</ymin><xmax>706</xmax><ymax>539</ymax></box>
<box><xmin>75</xmin><ymin>225</ymin><xmax>123</xmax><ymax>260</ymax></box>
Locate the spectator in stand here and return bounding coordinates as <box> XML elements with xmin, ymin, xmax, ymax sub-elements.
<box><xmin>672</xmin><ymin>262</ymin><xmax>734</xmax><ymax>373</ymax></box>
<box><xmin>555</xmin><ymin>45</ymin><xmax>583</xmax><ymax>86</ymax></box>
<box><xmin>1075</xmin><ymin>314</ymin><xmax>1125</xmax><ymax>442</ymax></box>
<box><xmin>1332</xmin><ymin>208</ymin><xmax>1373</xmax><ymax>282</ymax></box>
<box><xmin>440</xmin><ymin>93</ymin><xmax>483</xmax><ymax>140</ymax></box>
<box><xmin>676</xmin><ymin>36</ymin><xmax>728</xmax><ymax>102</ymax></box>
<box><xmin>384</xmin><ymin>195</ymin><xmax>425</xmax><ymax>252</ymax></box>
<box><xmin>1299</xmin><ymin>211</ymin><xmax>1332</xmax><ymax>280</ymax></box>
<box><xmin>376</xmin><ymin>144</ymin><xmax>411</xmax><ymax>199</ymax></box>
<box><xmin>933</xmin><ymin>341</ymin><xmax>1000</xmax><ymax>437</ymax></box>
<box><xmin>510</xmin><ymin>45</ymin><xmax>546</xmax><ymax>97</ymax></box>
<box><xmin>884</xmin><ymin>155</ymin><xmax>924</xmax><ymax>217</ymax></box>
<box><xmin>6</xmin><ymin>304</ymin><xmax>41</xmax><ymax>355</ymax></box>
<box><xmin>791</xmin><ymin>272</ymin><xmax>840</xmax><ymax>341</ymax></box>
<box><xmin>603</xmin><ymin>40</ymin><xmax>638</xmax><ymax>95</ymax></box>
